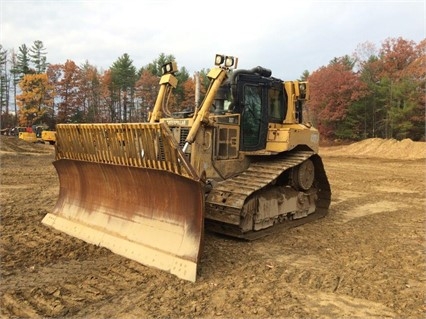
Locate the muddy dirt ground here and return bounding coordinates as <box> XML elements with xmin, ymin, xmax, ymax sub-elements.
<box><xmin>1</xmin><ymin>136</ymin><xmax>425</xmax><ymax>318</ymax></box>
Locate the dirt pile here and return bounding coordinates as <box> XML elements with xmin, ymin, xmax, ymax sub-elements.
<box><xmin>0</xmin><ymin>136</ymin><xmax>54</xmax><ymax>155</ymax></box>
<box><xmin>320</xmin><ymin>138</ymin><xmax>426</xmax><ymax>160</ymax></box>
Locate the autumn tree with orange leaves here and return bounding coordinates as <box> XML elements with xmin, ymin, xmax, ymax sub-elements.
<box><xmin>52</xmin><ymin>60</ymin><xmax>84</xmax><ymax>123</ymax></box>
<box><xmin>79</xmin><ymin>61</ymin><xmax>103</xmax><ymax>123</ymax></box>
<box><xmin>134</xmin><ymin>69</ymin><xmax>161</xmax><ymax>121</ymax></box>
<box><xmin>181</xmin><ymin>70</ymin><xmax>209</xmax><ymax>111</ymax></box>
<box><xmin>16</xmin><ymin>73</ymin><xmax>54</xmax><ymax>127</ymax></box>
<box><xmin>308</xmin><ymin>56</ymin><xmax>369</xmax><ymax>139</ymax></box>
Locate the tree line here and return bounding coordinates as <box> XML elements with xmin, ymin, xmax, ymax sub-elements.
<box><xmin>308</xmin><ymin>37</ymin><xmax>425</xmax><ymax>141</ymax></box>
<box><xmin>0</xmin><ymin>37</ymin><xmax>424</xmax><ymax>141</ymax></box>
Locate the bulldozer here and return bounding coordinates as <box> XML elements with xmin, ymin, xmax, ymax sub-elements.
<box><xmin>42</xmin><ymin>55</ymin><xmax>331</xmax><ymax>282</ymax></box>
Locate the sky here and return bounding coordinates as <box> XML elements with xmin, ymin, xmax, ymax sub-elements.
<box><xmin>1</xmin><ymin>0</ymin><xmax>425</xmax><ymax>80</ymax></box>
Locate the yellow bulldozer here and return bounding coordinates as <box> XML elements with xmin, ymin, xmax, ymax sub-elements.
<box><xmin>42</xmin><ymin>55</ymin><xmax>331</xmax><ymax>282</ymax></box>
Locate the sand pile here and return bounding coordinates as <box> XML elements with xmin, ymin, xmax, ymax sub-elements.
<box><xmin>320</xmin><ymin>138</ymin><xmax>426</xmax><ymax>160</ymax></box>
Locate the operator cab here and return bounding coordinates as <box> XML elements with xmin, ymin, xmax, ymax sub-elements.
<box><xmin>213</xmin><ymin>70</ymin><xmax>289</xmax><ymax>152</ymax></box>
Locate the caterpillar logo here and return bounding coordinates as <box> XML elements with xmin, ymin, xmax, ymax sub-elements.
<box><xmin>165</xmin><ymin>119</ymin><xmax>190</xmax><ymax>126</ymax></box>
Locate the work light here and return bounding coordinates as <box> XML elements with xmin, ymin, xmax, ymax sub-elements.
<box><xmin>215</xmin><ymin>54</ymin><xmax>225</xmax><ymax>66</ymax></box>
<box><xmin>161</xmin><ymin>61</ymin><xmax>178</xmax><ymax>75</ymax></box>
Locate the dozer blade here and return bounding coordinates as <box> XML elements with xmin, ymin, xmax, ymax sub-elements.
<box><xmin>42</xmin><ymin>123</ymin><xmax>204</xmax><ymax>282</ymax></box>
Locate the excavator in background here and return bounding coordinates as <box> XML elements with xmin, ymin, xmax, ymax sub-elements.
<box><xmin>42</xmin><ymin>55</ymin><xmax>331</xmax><ymax>282</ymax></box>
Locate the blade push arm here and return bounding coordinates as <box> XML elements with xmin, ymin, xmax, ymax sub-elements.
<box><xmin>184</xmin><ymin>67</ymin><xmax>227</xmax><ymax>146</ymax></box>
<box><xmin>149</xmin><ymin>62</ymin><xmax>178</xmax><ymax>123</ymax></box>
<box><xmin>183</xmin><ymin>54</ymin><xmax>237</xmax><ymax>152</ymax></box>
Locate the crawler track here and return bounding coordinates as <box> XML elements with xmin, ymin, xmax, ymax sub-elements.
<box><xmin>205</xmin><ymin>150</ymin><xmax>331</xmax><ymax>239</ymax></box>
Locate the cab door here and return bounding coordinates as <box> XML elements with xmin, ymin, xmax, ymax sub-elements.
<box><xmin>239</xmin><ymin>78</ymin><xmax>269</xmax><ymax>151</ymax></box>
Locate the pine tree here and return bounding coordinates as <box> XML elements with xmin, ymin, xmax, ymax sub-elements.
<box><xmin>17</xmin><ymin>44</ymin><xmax>32</xmax><ymax>75</ymax></box>
<box><xmin>29</xmin><ymin>40</ymin><xmax>48</xmax><ymax>74</ymax></box>
<box><xmin>110</xmin><ymin>53</ymin><xmax>137</xmax><ymax>122</ymax></box>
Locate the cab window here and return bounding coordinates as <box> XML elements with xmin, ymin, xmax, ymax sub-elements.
<box><xmin>241</xmin><ymin>85</ymin><xmax>263</xmax><ymax>148</ymax></box>
<box><xmin>268</xmin><ymin>88</ymin><xmax>285</xmax><ymax>123</ymax></box>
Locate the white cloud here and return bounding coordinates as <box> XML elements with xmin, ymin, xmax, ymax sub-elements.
<box><xmin>1</xmin><ymin>0</ymin><xmax>424</xmax><ymax>79</ymax></box>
